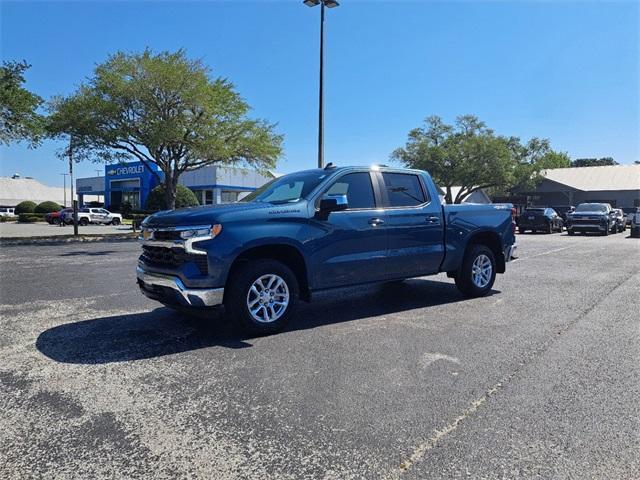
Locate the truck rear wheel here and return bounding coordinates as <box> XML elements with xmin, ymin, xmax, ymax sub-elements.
<box><xmin>111</xmin><ymin>218</ymin><xmax>121</xmax><ymax>226</ymax></box>
<box><xmin>225</xmin><ymin>259</ymin><xmax>299</xmax><ymax>335</ymax></box>
<box><xmin>79</xmin><ymin>218</ymin><xmax>89</xmax><ymax>226</ymax></box>
<box><xmin>455</xmin><ymin>245</ymin><xmax>496</xmax><ymax>298</ymax></box>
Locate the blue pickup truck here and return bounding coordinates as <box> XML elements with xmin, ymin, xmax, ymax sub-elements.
<box><xmin>138</xmin><ymin>165</ymin><xmax>517</xmax><ymax>334</ymax></box>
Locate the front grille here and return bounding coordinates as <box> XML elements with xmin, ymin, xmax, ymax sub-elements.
<box><xmin>152</xmin><ymin>230</ymin><xmax>183</xmax><ymax>241</ymax></box>
<box><xmin>572</xmin><ymin>218</ymin><xmax>603</xmax><ymax>225</ymax></box>
<box><xmin>140</xmin><ymin>245</ymin><xmax>208</xmax><ymax>275</ymax></box>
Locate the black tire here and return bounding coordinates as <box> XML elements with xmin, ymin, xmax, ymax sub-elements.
<box><xmin>602</xmin><ymin>226</ymin><xmax>609</xmax><ymax>236</ymax></box>
<box><xmin>79</xmin><ymin>218</ymin><xmax>89</xmax><ymax>226</ymax></box>
<box><xmin>568</xmin><ymin>229</ymin><xmax>575</xmax><ymax>236</ymax></box>
<box><xmin>224</xmin><ymin>259</ymin><xmax>299</xmax><ymax>335</ymax></box>
<box><xmin>519</xmin><ymin>227</ymin><xmax>527</xmax><ymax>234</ymax></box>
<box><xmin>454</xmin><ymin>244</ymin><xmax>496</xmax><ymax>298</ymax></box>
<box><xmin>111</xmin><ymin>218</ymin><xmax>121</xmax><ymax>226</ymax></box>
<box><xmin>52</xmin><ymin>217</ymin><xmax>61</xmax><ymax>225</ymax></box>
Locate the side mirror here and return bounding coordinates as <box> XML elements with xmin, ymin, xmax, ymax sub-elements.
<box><xmin>318</xmin><ymin>194</ymin><xmax>348</xmax><ymax>216</ymax></box>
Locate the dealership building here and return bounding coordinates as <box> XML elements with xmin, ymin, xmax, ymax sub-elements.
<box><xmin>525</xmin><ymin>164</ymin><xmax>640</xmax><ymax>208</ymax></box>
<box><xmin>76</xmin><ymin>162</ymin><xmax>276</xmax><ymax>210</ymax></box>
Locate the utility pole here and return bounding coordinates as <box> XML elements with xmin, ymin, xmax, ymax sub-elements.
<box><xmin>69</xmin><ymin>136</ymin><xmax>78</xmax><ymax>236</ymax></box>
<box><xmin>303</xmin><ymin>0</ymin><xmax>339</xmax><ymax>169</ymax></box>
<box><xmin>317</xmin><ymin>1</ymin><xmax>325</xmax><ymax>169</ymax></box>
<box><xmin>60</xmin><ymin>173</ymin><xmax>68</xmax><ymax>207</ymax></box>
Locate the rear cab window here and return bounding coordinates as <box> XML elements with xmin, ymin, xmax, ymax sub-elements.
<box><xmin>381</xmin><ymin>172</ymin><xmax>428</xmax><ymax>207</ymax></box>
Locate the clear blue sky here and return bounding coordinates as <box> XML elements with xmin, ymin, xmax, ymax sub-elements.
<box><xmin>1</xmin><ymin>0</ymin><xmax>638</xmax><ymax>187</ymax></box>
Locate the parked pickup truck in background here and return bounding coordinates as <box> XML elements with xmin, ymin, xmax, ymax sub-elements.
<box><xmin>137</xmin><ymin>165</ymin><xmax>517</xmax><ymax>334</ymax></box>
<box><xmin>62</xmin><ymin>208</ymin><xmax>123</xmax><ymax>226</ymax></box>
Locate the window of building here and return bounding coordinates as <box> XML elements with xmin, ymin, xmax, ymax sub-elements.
<box><xmin>205</xmin><ymin>190</ymin><xmax>214</xmax><ymax>205</ymax></box>
<box><xmin>382</xmin><ymin>172</ymin><xmax>427</xmax><ymax>207</ymax></box>
<box><xmin>221</xmin><ymin>191</ymin><xmax>239</xmax><ymax>203</ymax></box>
<box><xmin>325</xmin><ymin>172</ymin><xmax>376</xmax><ymax>209</ymax></box>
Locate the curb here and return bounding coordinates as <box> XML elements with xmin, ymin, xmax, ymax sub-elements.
<box><xmin>0</xmin><ymin>233</ymin><xmax>139</xmax><ymax>247</ymax></box>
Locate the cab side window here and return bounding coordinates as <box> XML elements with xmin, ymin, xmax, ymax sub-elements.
<box><xmin>382</xmin><ymin>172</ymin><xmax>427</xmax><ymax>207</ymax></box>
<box><xmin>325</xmin><ymin>172</ymin><xmax>376</xmax><ymax>209</ymax></box>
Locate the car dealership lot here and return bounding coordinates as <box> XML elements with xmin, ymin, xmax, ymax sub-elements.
<box><xmin>1</xmin><ymin>234</ymin><xmax>638</xmax><ymax>479</ymax></box>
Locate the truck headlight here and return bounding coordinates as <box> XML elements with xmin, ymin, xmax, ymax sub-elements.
<box><xmin>179</xmin><ymin>224</ymin><xmax>222</xmax><ymax>239</ymax></box>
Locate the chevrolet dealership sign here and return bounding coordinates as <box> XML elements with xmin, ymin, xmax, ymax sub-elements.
<box><xmin>107</xmin><ymin>165</ymin><xmax>145</xmax><ymax>176</ymax></box>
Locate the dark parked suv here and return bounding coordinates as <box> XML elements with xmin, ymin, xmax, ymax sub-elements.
<box><xmin>566</xmin><ymin>203</ymin><xmax>616</xmax><ymax>236</ymax></box>
<box><xmin>518</xmin><ymin>208</ymin><xmax>563</xmax><ymax>234</ymax></box>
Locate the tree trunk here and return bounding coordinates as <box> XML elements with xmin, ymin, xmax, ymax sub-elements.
<box><xmin>163</xmin><ymin>171</ymin><xmax>177</xmax><ymax>210</ymax></box>
<box><xmin>445</xmin><ymin>186</ymin><xmax>453</xmax><ymax>205</ymax></box>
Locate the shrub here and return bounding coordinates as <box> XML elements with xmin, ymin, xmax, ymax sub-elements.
<box><xmin>15</xmin><ymin>201</ymin><xmax>37</xmax><ymax>214</ymax></box>
<box><xmin>18</xmin><ymin>213</ymin><xmax>45</xmax><ymax>223</ymax></box>
<box><xmin>0</xmin><ymin>216</ymin><xmax>9</xmax><ymax>222</ymax></box>
<box><xmin>35</xmin><ymin>201</ymin><xmax>62</xmax><ymax>213</ymax></box>
<box><xmin>145</xmin><ymin>184</ymin><xmax>199</xmax><ymax>211</ymax></box>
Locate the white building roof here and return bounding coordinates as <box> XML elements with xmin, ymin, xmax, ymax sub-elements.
<box><xmin>0</xmin><ymin>177</ymin><xmax>67</xmax><ymax>206</ymax></box>
<box><xmin>541</xmin><ymin>165</ymin><xmax>640</xmax><ymax>192</ymax></box>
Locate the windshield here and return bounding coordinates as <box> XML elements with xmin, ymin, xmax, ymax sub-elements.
<box><xmin>241</xmin><ymin>170</ymin><xmax>328</xmax><ymax>205</ymax></box>
<box><xmin>575</xmin><ymin>203</ymin><xmax>607</xmax><ymax>213</ymax></box>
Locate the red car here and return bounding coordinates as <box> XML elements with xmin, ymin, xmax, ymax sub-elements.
<box><xmin>45</xmin><ymin>208</ymin><xmax>73</xmax><ymax>225</ymax></box>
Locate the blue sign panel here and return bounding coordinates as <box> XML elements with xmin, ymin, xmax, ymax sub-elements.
<box><xmin>104</xmin><ymin>161</ymin><xmax>163</xmax><ymax>209</ymax></box>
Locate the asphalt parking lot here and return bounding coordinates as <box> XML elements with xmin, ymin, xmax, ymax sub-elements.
<box><xmin>1</xmin><ymin>232</ymin><xmax>638</xmax><ymax>479</ymax></box>
<box><xmin>0</xmin><ymin>222</ymin><xmax>132</xmax><ymax>238</ymax></box>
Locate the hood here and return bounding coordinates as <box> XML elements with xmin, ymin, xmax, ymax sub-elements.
<box><xmin>143</xmin><ymin>202</ymin><xmax>269</xmax><ymax>227</ymax></box>
<box><xmin>570</xmin><ymin>211</ymin><xmax>607</xmax><ymax>217</ymax></box>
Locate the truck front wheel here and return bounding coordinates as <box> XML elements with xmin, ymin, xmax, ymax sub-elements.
<box><xmin>455</xmin><ymin>245</ymin><xmax>496</xmax><ymax>298</ymax></box>
<box><xmin>225</xmin><ymin>259</ymin><xmax>299</xmax><ymax>335</ymax></box>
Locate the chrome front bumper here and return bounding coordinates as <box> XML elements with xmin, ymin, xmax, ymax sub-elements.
<box><xmin>136</xmin><ymin>266</ymin><xmax>224</xmax><ymax>307</ymax></box>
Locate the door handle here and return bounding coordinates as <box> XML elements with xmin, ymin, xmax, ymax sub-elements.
<box><xmin>427</xmin><ymin>215</ymin><xmax>440</xmax><ymax>223</ymax></box>
<box><xmin>368</xmin><ymin>218</ymin><xmax>385</xmax><ymax>226</ymax></box>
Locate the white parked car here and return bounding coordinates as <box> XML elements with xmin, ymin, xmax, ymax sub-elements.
<box><xmin>0</xmin><ymin>207</ymin><xmax>16</xmax><ymax>217</ymax></box>
<box><xmin>63</xmin><ymin>208</ymin><xmax>123</xmax><ymax>226</ymax></box>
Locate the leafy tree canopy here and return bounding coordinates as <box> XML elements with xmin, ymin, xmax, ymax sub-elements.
<box><xmin>571</xmin><ymin>157</ymin><xmax>618</xmax><ymax>168</ymax></box>
<box><xmin>47</xmin><ymin>49</ymin><xmax>283</xmax><ymax>209</ymax></box>
<box><xmin>0</xmin><ymin>61</ymin><xmax>44</xmax><ymax>147</ymax></box>
<box><xmin>391</xmin><ymin>115</ymin><xmax>570</xmax><ymax>203</ymax></box>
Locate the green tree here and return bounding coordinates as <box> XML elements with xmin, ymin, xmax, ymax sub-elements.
<box><xmin>145</xmin><ymin>184</ymin><xmax>199</xmax><ymax>211</ymax></box>
<box><xmin>0</xmin><ymin>61</ymin><xmax>44</xmax><ymax>146</ymax></box>
<box><xmin>571</xmin><ymin>157</ymin><xmax>618</xmax><ymax>167</ymax></box>
<box><xmin>391</xmin><ymin>115</ymin><xmax>515</xmax><ymax>203</ymax></box>
<box><xmin>509</xmin><ymin>137</ymin><xmax>571</xmax><ymax>193</ymax></box>
<box><xmin>48</xmin><ymin>49</ymin><xmax>283</xmax><ymax>209</ymax></box>
<box><xmin>392</xmin><ymin>116</ymin><xmax>571</xmax><ymax>201</ymax></box>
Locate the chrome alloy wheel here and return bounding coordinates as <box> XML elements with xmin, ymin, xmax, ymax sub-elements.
<box><xmin>246</xmin><ymin>274</ymin><xmax>290</xmax><ymax>323</ymax></box>
<box><xmin>471</xmin><ymin>254</ymin><xmax>493</xmax><ymax>288</ymax></box>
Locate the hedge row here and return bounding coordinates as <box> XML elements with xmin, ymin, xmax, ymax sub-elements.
<box><xmin>15</xmin><ymin>200</ymin><xmax>62</xmax><ymax>215</ymax></box>
<box><xmin>18</xmin><ymin>213</ymin><xmax>46</xmax><ymax>223</ymax></box>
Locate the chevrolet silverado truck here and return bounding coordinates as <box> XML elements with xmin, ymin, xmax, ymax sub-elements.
<box><xmin>566</xmin><ymin>203</ymin><xmax>616</xmax><ymax>236</ymax></box>
<box><xmin>137</xmin><ymin>165</ymin><xmax>517</xmax><ymax>334</ymax></box>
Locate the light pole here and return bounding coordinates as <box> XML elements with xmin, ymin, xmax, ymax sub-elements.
<box><xmin>60</xmin><ymin>173</ymin><xmax>68</xmax><ymax>207</ymax></box>
<box><xmin>303</xmin><ymin>0</ymin><xmax>339</xmax><ymax>169</ymax></box>
<box><xmin>68</xmin><ymin>136</ymin><xmax>78</xmax><ymax>236</ymax></box>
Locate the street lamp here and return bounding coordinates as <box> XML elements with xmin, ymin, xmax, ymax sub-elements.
<box><xmin>303</xmin><ymin>0</ymin><xmax>339</xmax><ymax>169</ymax></box>
<box><xmin>60</xmin><ymin>173</ymin><xmax>68</xmax><ymax>207</ymax></box>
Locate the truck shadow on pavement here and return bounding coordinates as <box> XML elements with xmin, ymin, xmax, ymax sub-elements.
<box><xmin>36</xmin><ymin>278</ymin><xmax>499</xmax><ymax>365</ymax></box>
